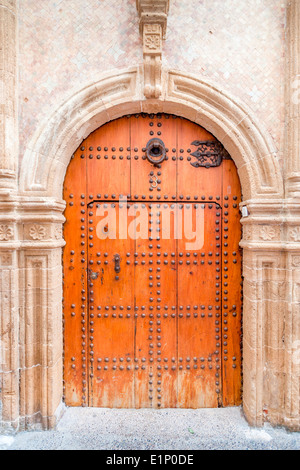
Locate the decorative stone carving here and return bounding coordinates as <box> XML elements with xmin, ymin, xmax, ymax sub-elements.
<box><xmin>292</xmin><ymin>256</ymin><xmax>300</xmax><ymax>267</ymax></box>
<box><xmin>54</xmin><ymin>225</ymin><xmax>63</xmax><ymax>240</ymax></box>
<box><xmin>136</xmin><ymin>0</ymin><xmax>170</xmax><ymax>37</ymax></box>
<box><xmin>289</xmin><ymin>227</ymin><xmax>300</xmax><ymax>242</ymax></box>
<box><xmin>143</xmin><ymin>23</ymin><xmax>163</xmax><ymax>98</ymax></box>
<box><xmin>259</xmin><ymin>226</ymin><xmax>276</xmax><ymax>241</ymax></box>
<box><xmin>0</xmin><ymin>224</ymin><xmax>14</xmax><ymax>241</ymax></box>
<box><xmin>242</xmin><ymin>225</ymin><xmax>252</xmax><ymax>241</ymax></box>
<box><xmin>29</xmin><ymin>225</ymin><xmax>46</xmax><ymax>240</ymax></box>
<box><xmin>241</xmin><ymin>224</ymin><xmax>284</xmax><ymax>244</ymax></box>
<box><xmin>0</xmin><ymin>253</ymin><xmax>12</xmax><ymax>266</ymax></box>
<box><xmin>144</xmin><ymin>24</ymin><xmax>162</xmax><ymax>51</ymax></box>
<box><xmin>136</xmin><ymin>0</ymin><xmax>170</xmax><ymax>98</ymax></box>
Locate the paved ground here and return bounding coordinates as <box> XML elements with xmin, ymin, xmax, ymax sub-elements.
<box><xmin>1</xmin><ymin>407</ymin><xmax>300</xmax><ymax>450</ymax></box>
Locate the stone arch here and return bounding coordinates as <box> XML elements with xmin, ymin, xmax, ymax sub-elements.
<box><xmin>20</xmin><ymin>66</ymin><xmax>284</xmax><ymax>201</ymax></box>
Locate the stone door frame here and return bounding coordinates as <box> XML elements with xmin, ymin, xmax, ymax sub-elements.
<box><xmin>1</xmin><ymin>66</ymin><xmax>300</xmax><ymax>432</ymax></box>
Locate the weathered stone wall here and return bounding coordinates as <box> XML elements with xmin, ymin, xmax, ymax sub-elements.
<box><xmin>18</xmin><ymin>0</ymin><xmax>286</xmax><ymax>168</ymax></box>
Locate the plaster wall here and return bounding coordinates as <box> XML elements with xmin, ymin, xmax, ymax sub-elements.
<box><xmin>18</xmin><ymin>0</ymin><xmax>286</xmax><ymax>170</ymax></box>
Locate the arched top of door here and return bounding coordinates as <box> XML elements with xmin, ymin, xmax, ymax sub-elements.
<box><xmin>19</xmin><ymin>66</ymin><xmax>284</xmax><ymax>202</ymax></box>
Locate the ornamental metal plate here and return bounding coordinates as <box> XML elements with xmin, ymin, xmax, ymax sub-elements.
<box><xmin>190</xmin><ymin>140</ymin><xmax>230</xmax><ymax>168</ymax></box>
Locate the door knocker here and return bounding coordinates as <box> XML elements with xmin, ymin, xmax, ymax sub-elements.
<box><xmin>146</xmin><ymin>138</ymin><xmax>166</xmax><ymax>165</ymax></box>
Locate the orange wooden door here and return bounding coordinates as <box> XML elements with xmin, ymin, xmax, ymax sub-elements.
<box><xmin>63</xmin><ymin>114</ymin><xmax>242</xmax><ymax>408</ymax></box>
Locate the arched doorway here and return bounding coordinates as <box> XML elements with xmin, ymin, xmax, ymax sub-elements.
<box><xmin>63</xmin><ymin>113</ymin><xmax>242</xmax><ymax>409</ymax></box>
<box><xmin>14</xmin><ymin>67</ymin><xmax>287</xmax><ymax>430</ymax></box>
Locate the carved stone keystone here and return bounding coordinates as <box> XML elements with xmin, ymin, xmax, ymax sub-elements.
<box><xmin>136</xmin><ymin>0</ymin><xmax>170</xmax><ymax>98</ymax></box>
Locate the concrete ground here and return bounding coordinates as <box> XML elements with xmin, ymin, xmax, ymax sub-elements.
<box><xmin>1</xmin><ymin>407</ymin><xmax>300</xmax><ymax>450</ymax></box>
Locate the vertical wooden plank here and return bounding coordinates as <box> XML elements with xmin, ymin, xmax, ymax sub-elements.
<box><xmin>134</xmin><ymin>203</ymin><xmax>177</xmax><ymax>408</ymax></box>
<box><xmin>87</xmin><ymin>203</ymin><xmax>135</xmax><ymax>407</ymax></box>
<box><xmin>84</xmin><ymin>117</ymin><xmax>133</xmax><ymax>407</ymax></box>
<box><xmin>176</xmin><ymin>116</ymin><xmax>224</xmax><ymax>408</ymax></box>
<box><xmin>130</xmin><ymin>114</ymin><xmax>177</xmax><ymax>202</ymax></box>
<box><xmin>131</xmin><ymin>113</ymin><xmax>178</xmax><ymax>408</ymax></box>
<box><xmin>86</xmin><ymin>118</ymin><xmax>131</xmax><ymax>201</ymax></box>
<box><xmin>63</xmin><ymin>144</ymin><xmax>88</xmax><ymax>406</ymax></box>
<box><xmin>222</xmin><ymin>159</ymin><xmax>242</xmax><ymax>406</ymax></box>
<box><xmin>177</xmin><ymin>203</ymin><xmax>221</xmax><ymax>408</ymax></box>
<box><xmin>177</xmin><ymin>119</ymin><xmax>222</xmax><ymax>202</ymax></box>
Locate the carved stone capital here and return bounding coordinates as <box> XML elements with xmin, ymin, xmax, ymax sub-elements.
<box><xmin>136</xmin><ymin>0</ymin><xmax>170</xmax><ymax>38</ymax></box>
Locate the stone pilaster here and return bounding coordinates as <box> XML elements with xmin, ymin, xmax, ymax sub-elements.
<box><xmin>286</xmin><ymin>0</ymin><xmax>300</xmax><ymax>199</ymax></box>
<box><xmin>240</xmin><ymin>201</ymin><xmax>300</xmax><ymax>430</ymax></box>
<box><xmin>17</xmin><ymin>198</ymin><xmax>65</xmax><ymax>430</ymax></box>
<box><xmin>282</xmin><ymin>202</ymin><xmax>300</xmax><ymax>430</ymax></box>
<box><xmin>0</xmin><ymin>199</ymin><xmax>19</xmax><ymax>432</ymax></box>
<box><xmin>283</xmin><ymin>0</ymin><xmax>300</xmax><ymax>429</ymax></box>
<box><xmin>240</xmin><ymin>203</ymin><xmax>285</xmax><ymax>427</ymax></box>
<box><xmin>0</xmin><ymin>0</ymin><xmax>19</xmax><ymax>432</ymax></box>
<box><xmin>0</xmin><ymin>0</ymin><xmax>18</xmax><ymax>192</ymax></box>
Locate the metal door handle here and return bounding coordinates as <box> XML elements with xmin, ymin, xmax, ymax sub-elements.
<box><xmin>114</xmin><ymin>254</ymin><xmax>121</xmax><ymax>273</ymax></box>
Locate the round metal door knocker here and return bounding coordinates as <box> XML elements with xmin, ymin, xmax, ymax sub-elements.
<box><xmin>146</xmin><ymin>138</ymin><xmax>166</xmax><ymax>165</ymax></box>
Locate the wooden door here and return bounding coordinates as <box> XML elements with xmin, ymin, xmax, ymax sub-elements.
<box><xmin>63</xmin><ymin>114</ymin><xmax>242</xmax><ymax>408</ymax></box>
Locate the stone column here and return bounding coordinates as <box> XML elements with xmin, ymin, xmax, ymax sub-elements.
<box><xmin>240</xmin><ymin>203</ymin><xmax>286</xmax><ymax>427</ymax></box>
<box><xmin>0</xmin><ymin>0</ymin><xmax>18</xmax><ymax>191</ymax></box>
<box><xmin>17</xmin><ymin>199</ymin><xmax>65</xmax><ymax>430</ymax></box>
<box><xmin>241</xmin><ymin>201</ymin><xmax>300</xmax><ymax>431</ymax></box>
<box><xmin>0</xmin><ymin>195</ymin><xmax>20</xmax><ymax>432</ymax></box>
<box><xmin>0</xmin><ymin>0</ymin><xmax>19</xmax><ymax>432</ymax></box>
<box><xmin>286</xmin><ymin>0</ymin><xmax>300</xmax><ymax>199</ymax></box>
<box><xmin>283</xmin><ymin>204</ymin><xmax>300</xmax><ymax>431</ymax></box>
<box><xmin>284</xmin><ymin>0</ymin><xmax>300</xmax><ymax>430</ymax></box>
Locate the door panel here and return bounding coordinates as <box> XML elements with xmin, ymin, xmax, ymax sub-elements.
<box><xmin>63</xmin><ymin>148</ymin><xmax>88</xmax><ymax>406</ymax></box>
<box><xmin>221</xmin><ymin>159</ymin><xmax>242</xmax><ymax>406</ymax></box>
<box><xmin>87</xmin><ymin>203</ymin><xmax>135</xmax><ymax>407</ymax></box>
<box><xmin>63</xmin><ymin>114</ymin><xmax>242</xmax><ymax>409</ymax></box>
<box><xmin>177</xmin><ymin>203</ymin><xmax>221</xmax><ymax>408</ymax></box>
